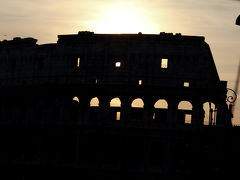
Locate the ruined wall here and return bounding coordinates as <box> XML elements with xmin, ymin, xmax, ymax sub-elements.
<box><xmin>0</xmin><ymin>32</ymin><xmax>231</xmax><ymax>178</ymax></box>
<box><xmin>0</xmin><ymin>32</ymin><xmax>221</xmax><ymax>87</ymax></box>
<box><xmin>0</xmin><ymin>31</ymin><xmax>228</xmax><ymax>127</ymax></box>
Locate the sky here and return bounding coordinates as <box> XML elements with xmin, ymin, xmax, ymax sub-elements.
<box><xmin>0</xmin><ymin>0</ymin><xmax>240</xmax><ymax>124</ymax></box>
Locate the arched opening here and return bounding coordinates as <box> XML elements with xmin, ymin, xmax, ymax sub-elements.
<box><xmin>154</xmin><ymin>99</ymin><xmax>168</xmax><ymax>109</ymax></box>
<box><xmin>153</xmin><ymin>99</ymin><xmax>168</xmax><ymax>123</ymax></box>
<box><xmin>77</xmin><ymin>57</ymin><xmax>81</xmax><ymax>67</ymax></box>
<box><xmin>110</xmin><ymin>97</ymin><xmax>121</xmax><ymax>121</ymax></box>
<box><xmin>73</xmin><ymin>96</ymin><xmax>79</xmax><ymax>103</ymax></box>
<box><xmin>131</xmin><ymin>98</ymin><xmax>144</xmax><ymax>121</ymax></box>
<box><xmin>203</xmin><ymin>102</ymin><xmax>217</xmax><ymax>126</ymax></box>
<box><xmin>89</xmin><ymin>97</ymin><xmax>99</xmax><ymax>122</ymax></box>
<box><xmin>110</xmin><ymin>97</ymin><xmax>121</xmax><ymax>107</ymax></box>
<box><xmin>90</xmin><ymin>97</ymin><xmax>99</xmax><ymax>107</ymax></box>
<box><xmin>131</xmin><ymin>98</ymin><xmax>144</xmax><ymax>108</ymax></box>
<box><xmin>177</xmin><ymin>101</ymin><xmax>192</xmax><ymax>125</ymax></box>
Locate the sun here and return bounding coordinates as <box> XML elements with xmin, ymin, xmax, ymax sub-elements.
<box><xmin>94</xmin><ymin>3</ymin><xmax>156</xmax><ymax>34</ymax></box>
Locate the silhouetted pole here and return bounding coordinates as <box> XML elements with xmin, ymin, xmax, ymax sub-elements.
<box><xmin>232</xmin><ymin>18</ymin><xmax>240</xmax><ymax>122</ymax></box>
<box><xmin>232</xmin><ymin>59</ymin><xmax>240</xmax><ymax>115</ymax></box>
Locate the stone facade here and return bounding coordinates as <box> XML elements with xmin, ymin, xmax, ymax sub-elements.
<box><xmin>0</xmin><ymin>31</ymin><xmax>234</xmax><ymax>178</ymax></box>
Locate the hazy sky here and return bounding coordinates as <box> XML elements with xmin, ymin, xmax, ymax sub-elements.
<box><xmin>1</xmin><ymin>0</ymin><xmax>240</xmax><ymax>124</ymax></box>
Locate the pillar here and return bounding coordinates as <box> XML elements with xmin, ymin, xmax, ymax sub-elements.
<box><xmin>143</xmin><ymin>97</ymin><xmax>154</xmax><ymax>128</ymax></box>
<box><xmin>121</xmin><ymin>96</ymin><xmax>131</xmax><ymax>127</ymax></box>
<box><xmin>99</xmin><ymin>96</ymin><xmax>110</xmax><ymax>125</ymax></box>
<box><xmin>167</xmin><ymin>96</ymin><xmax>178</xmax><ymax>128</ymax></box>
<box><xmin>216</xmin><ymin>100</ymin><xmax>228</xmax><ymax>127</ymax></box>
<box><xmin>191</xmin><ymin>99</ymin><xmax>204</xmax><ymax>127</ymax></box>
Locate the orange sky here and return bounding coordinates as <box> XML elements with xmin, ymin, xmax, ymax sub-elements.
<box><xmin>1</xmin><ymin>0</ymin><xmax>240</xmax><ymax>124</ymax></box>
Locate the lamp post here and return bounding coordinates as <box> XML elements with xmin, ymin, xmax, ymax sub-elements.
<box><xmin>232</xmin><ymin>15</ymin><xmax>240</xmax><ymax>126</ymax></box>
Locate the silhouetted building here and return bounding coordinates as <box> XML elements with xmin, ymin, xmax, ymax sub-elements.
<box><xmin>0</xmin><ymin>31</ymin><xmax>237</xmax><ymax>178</ymax></box>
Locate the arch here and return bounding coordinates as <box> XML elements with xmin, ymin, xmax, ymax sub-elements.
<box><xmin>131</xmin><ymin>98</ymin><xmax>144</xmax><ymax>121</ymax></box>
<box><xmin>153</xmin><ymin>99</ymin><xmax>168</xmax><ymax>123</ymax></box>
<box><xmin>154</xmin><ymin>99</ymin><xmax>168</xmax><ymax>109</ymax></box>
<box><xmin>177</xmin><ymin>101</ymin><xmax>192</xmax><ymax>124</ymax></box>
<box><xmin>131</xmin><ymin>98</ymin><xmax>144</xmax><ymax>108</ymax></box>
<box><xmin>178</xmin><ymin>101</ymin><xmax>192</xmax><ymax>110</ymax></box>
<box><xmin>203</xmin><ymin>102</ymin><xmax>217</xmax><ymax>126</ymax></box>
<box><xmin>110</xmin><ymin>97</ymin><xmax>121</xmax><ymax>107</ymax></box>
<box><xmin>110</xmin><ymin>97</ymin><xmax>121</xmax><ymax>121</ymax></box>
<box><xmin>73</xmin><ymin>96</ymin><xmax>79</xmax><ymax>103</ymax></box>
<box><xmin>90</xmin><ymin>97</ymin><xmax>99</xmax><ymax>107</ymax></box>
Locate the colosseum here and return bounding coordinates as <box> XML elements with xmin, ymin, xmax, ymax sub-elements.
<box><xmin>0</xmin><ymin>31</ymin><xmax>238</xmax><ymax>178</ymax></box>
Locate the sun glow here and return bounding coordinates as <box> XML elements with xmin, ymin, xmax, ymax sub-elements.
<box><xmin>94</xmin><ymin>3</ymin><xmax>156</xmax><ymax>34</ymax></box>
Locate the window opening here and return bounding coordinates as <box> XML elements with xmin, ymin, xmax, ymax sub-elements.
<box><xmin>131</xmin><ymin>98</ymin><xmax>144</xmax><ymax>108</ymax></box>
<box><xmin>116</xmin><ymin>112</ymin><xmax>121</xmax><ymax>120</ymax></box>
<box><xmin>161</xmin><ymin>58</ymin><xmax>168</xmax><ymax>68</ymax></box>
<box><xmin>203</xmin><ymin>102</ymin><xmax>217</xmax><ymax>126</ymax></box>
<box><xmin>178</xmin><ymin>101</ymin><xmax>193</xmax><ymax>124</ymax></box>
<box><xmin>110</xmin><ymin>98</ymin><xmax>121</xmax><ymax>107</ymax></box>
<box><xmin>115</xmin><ymin>61</ymin><xmax>121</xmax><ymax>68</ymax></box>
<box><xmin>185</xmin><ymin>114</ymin><xmax>192</xmax><ymax>124</ymax></box>
<box><xmin>184</xmin><ymin>82</ymin><xmax>189</xmax><ymax>87</ymax></box>
<box><xmin>153</xmin><ymin>99</ymin><xmax>168</xmax><ymax>123</ymax></box>
<box><xmin>153</xmin><ymin>113</ymin><xmax>156</xmax><ymax>120</ymax></box>
<box><xmin>73</xmin><ymin>96</ymin><xmax>79</xmax><ymax>103</ymax></box>
<box><xmin>77</xmin><ymin>58</ymin><xmax>80</xmax><ymax>67</ymax></box>
<box><xmin>90</xmin><ymin>97</ymin><xmax>99</xmax><ymax>107</ymax></box>
<box><xmin>154</xmin><ymin>99</ymin><xmax>168</xmax><ymax>109</ymax></box>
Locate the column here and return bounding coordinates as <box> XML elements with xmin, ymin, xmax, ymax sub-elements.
<box><xmin>167</xmin><ymin>97</ymin><xmax>178</xmax><ymax>128</ymax></box>
<box><xmin>143</xmin><ymin>97</ymin><xmax>154</xmax><ymax>128</ymax></box>
<box><xmin>216</xmin><ymin>100</ymin><xmax>228</xmax><ymax>127</ymax></box>
<box><xmin>99</xmin><ymin>96</ymin><xmax>111</xmax><ymax>126</ymax></box>
<box><xmin>191</xmin><ymin>99</ymin><xmax>204</xmax><ymax>127</ymax></box>
<box><xmin>80</xmin><ymin>96</ymin><xmax>90</xmax><ymax>125</ymax></box>
<box><xmin>121</xmin><ymin>96</ymin><xmax>131</xmax><ymax>127</ymax></box>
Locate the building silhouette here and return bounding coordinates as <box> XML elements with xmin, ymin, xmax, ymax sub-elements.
<box><xmin>0</xmin><ymin>31</ymin><xmax>238</xmax><ymax>178</ymax></box>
